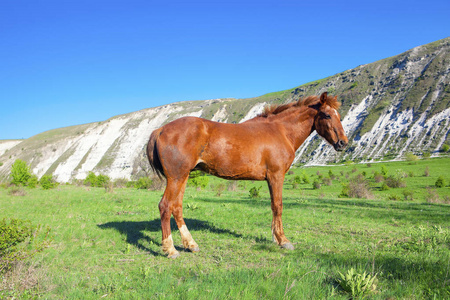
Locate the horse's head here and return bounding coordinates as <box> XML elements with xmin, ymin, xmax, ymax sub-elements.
<box><xmin>313</xmin><ymin>92</ymin><xmax>348</xmax><ymax>151</ymax></box>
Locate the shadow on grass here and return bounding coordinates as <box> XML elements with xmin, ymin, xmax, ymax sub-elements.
<box><xmin>98</xmin><ymin>218</ymin><xmax>267</xmax><ymax>257</ymax></box>
<box><xmin>196</xmin><ymin>195</ymin><xmax>450</xmax><ymax>223</ymax></box>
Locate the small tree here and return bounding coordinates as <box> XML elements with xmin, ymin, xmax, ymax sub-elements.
<box><xmin>301</xmin><ymin>171</ymin><xmax>310</xmax><ymax>184</ymax></box>
<box><xmin>96</xmin><ymin>174</ymin><xmax>110</xmax><ymax>188</ymax></box>
<box><xmin>84</xmin><ymin>172</ymin><xmax>97</xmax><ymax>187</ymax></box>
<box><xmin>136</xmin><ymin>177</ymin><xmax>153</xmax><ymax>189</ymax></box>
<box><xmin>40</xmin><ymin>175</ymin><xmax>58</xmax><ymax>190</ymax></box>
<box><xmin>10</xmin><ymin>159</ymin><xmax>32</xmax><ymax>186</ymax></box>
<box><xmin>441</xmin><ymin>144</ymin><xmax>450</xmax><ymax>152</ymax></box>
<box><xmin>188</xmin><ymin>171</ymin><xmax>209</xmax><ymax>190</ymax></box>
<box><xmin>249</xmin><ymin>186</ymin><xmax>261</xmax><ymax>199</ymax></box>
<box><xmin>380</xmin><ymin>165</ymin><xmax>388</xmax><ymax>176</ymax></box>
<box><xmin>435</xmin><ymin>176</ymin><xmax>445</xmax><ymax>188</ymax></box>
<box><xmin>405</xmin><ymin>152</ymin><xmax>418</xmax><ymax>161</ymax></box>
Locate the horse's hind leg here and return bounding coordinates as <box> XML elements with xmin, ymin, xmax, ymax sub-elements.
<box><xmin>172</xmin><ymin>178</ymin><xmax>200</xmax><ymax>253</ymax></box>
<box><xmin>159</xmin><ymin>178</ymin><xmax>186</xmax><ymax>258</ymax></box>
<box><xmin>159</xmin><ymin>177</ymin><xmax>199</xmax><ymax>258</ymax></box>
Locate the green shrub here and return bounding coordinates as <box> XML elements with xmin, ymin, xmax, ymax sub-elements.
<box><xmin>10</xmin><ymin>159</ymin><xmax>32</xmax><ymax>186</ymax></box>
<box><xmin>405</xmin><ymin>152</ymin><xmax>419</xmax><ymax>161</ymax></box>
<box><xmin>40</xmin><ymin>175</ymin><xmax>58</xmax><ymax>190</ymax></box>
<box><xmin>373</xmin><ymin>171</ymin><xmax>384</xmax><ymax>183</ymax></box>
<box><xmin>322</xmin><ymin>177</ymin><xmax>332</xmax><ymax>186</ymax></box>
<box><xmin>96</xmin><ymin>174</ymin><xmax>110</xmax><ymax>188</ymax></box>
<box><xmin>312</xmin><ymin>179</ymin><xmax>321</xmax><ymax>190</ymax></box>
<box><xmin>338</xmin><ymin>183</ymin><xmax>349</xmax><ymax>198</ymax></box>
<box><xmin>343</xmin><ymin>175</ymin><xmax>373</xmax><ymax>199</ymax></box>
<box><xmin>0</xmin><ymin>218</ymin><xmax>50</xmax><ymax>274</ymax></box>
<box><xmin>385</xmin><ymin>175</ymin><xmax>406</xmax><ymax>188</ymax></box>
<box><xmin>387</xmin><ymin>194</ymin><xmax>402</xmax><ymax>201</ymax></box>
<box><xmin>402</xmin><ymin>190</ymin><xmax>414</xmax><ymax>201</ymax></box>
<box><xmin>136</xmin><ymin>177</ymin><xmax>153</xmax><ymax>189</ymax></box>
<box><xmin>84</xmin><ymin>172</ymin><xmax>98</xmax><ymax>187</ymax></box>
<box><xmin>83</xmin><ymin>172</ymin><xmax>110</xmax><ymax>188</ymax></box>
<box><xmin>0</xmin><ymin>218</ymin><xmax>31</xmax><ymax>272</ymax></box>
<box><xmin>126</xmin><ymin>181</ymin><xmax>136</xmax><ymax>188</ymax></box>
<box><xmin>249</xmin><ymin>186</ymin><xmax>261</xmax><ymax>199</ymax></box>
<box><xmin>435</xmin><ymin>176</ymin><xmax>445</xmax><ymax>188</ymax></box>
<box><xmin>381</xmin><ymin>183</ymin><xmax>390</xmax><ymax>191</ymax></box>
<box><xmin>328</xmin><ymin>169</ymin><xmax>334</xmax><ymax>178</ymax></box>
<box><xmin>337</xmin><ymin>268</ymin><xmax>378</xmax><ymax>299</ymax></box>
<box><xmin>380</xmin><ymin>165</ymin><xmax>388</xmax><ymax>176</ymax></box>
<box><xmin>301</xmin><ymin>172</ymin><xmax>310</xmax><ymax>184</ymax></box>
<box><xmin>188</xmin><ymin>171</ymin><xmax>209</xmax><ymax>190</ymax></box>
<box><xmin>441</xmin><ymin>144</ymin><xmax>450</xmax><ymax>152</ymax></box>
<box><xmin>27</xmin><ymin>175</ymin><xmax>38</xmax><ymax>189</ymax></box>
<box><xmin>293</xmin><ymin>175</ymin><xmax>302</xmax><ymax>185</ymax></box>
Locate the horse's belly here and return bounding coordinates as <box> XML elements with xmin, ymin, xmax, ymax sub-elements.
<box><xmin>195</xmin><ymin>155</ymin><xmax>266</xmax><ymax>181</ymax></box>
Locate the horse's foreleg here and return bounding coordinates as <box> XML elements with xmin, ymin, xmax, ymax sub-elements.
<box><xmin>268</xmin><ymin>174</ymin><xmax>294</xmax><ymax>250</ymax></box>
<box><xmin>172</xmin><ymin>178</ymin><xmax>200</xmax><ymax>253</ymax></box>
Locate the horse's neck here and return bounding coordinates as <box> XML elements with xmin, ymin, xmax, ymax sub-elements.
<box><xmin>276</xmin><ymin>107</ymin><xmax>316</xmax><ymax>151</ymax></box>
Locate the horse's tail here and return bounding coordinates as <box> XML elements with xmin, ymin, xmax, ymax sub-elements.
<box><xmin>147</xmin><ymin>128</ymin><xmax>165</xmax><ymax>179</ymax></box>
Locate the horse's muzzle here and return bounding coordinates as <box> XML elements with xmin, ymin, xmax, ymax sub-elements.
<box><xmin>333</xmin><ymin>140</ymin><xmax>347</xmax><ymax>151</ymax></box>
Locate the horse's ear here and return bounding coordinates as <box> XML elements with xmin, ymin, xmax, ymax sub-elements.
<box><xmin>320</xmin><ymin>92</ymin><xmax>328</xmax><ymax>105</ymax></box>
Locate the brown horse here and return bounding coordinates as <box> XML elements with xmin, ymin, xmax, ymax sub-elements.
<box><xmin>147</xmin><ymin>92</ymin><xmax>348</xmax><ymax>258</ymax></box>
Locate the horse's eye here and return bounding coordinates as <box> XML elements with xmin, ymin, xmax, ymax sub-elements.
<box><xmin>323</xmin><ymin>113</ymin><xmax>331</xmax><ymax>119</ymax></box>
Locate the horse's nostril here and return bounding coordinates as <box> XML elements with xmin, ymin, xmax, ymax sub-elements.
<box><xmin>336</xmin><ymin>140</ymin><xmax>347</xmax><ymax>150</ymax></box>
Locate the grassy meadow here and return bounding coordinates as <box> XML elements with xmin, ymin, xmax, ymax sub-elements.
<box><xmin>1</xmin><ymin>158</ymin><xmax>450</xmax><ymax>299</ymax></box>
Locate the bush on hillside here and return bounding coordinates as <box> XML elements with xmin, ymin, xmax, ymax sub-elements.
<box><xmin>405</xmin><ymin>152</ymin><xmax>419</xmax><ymax>161</ymax></box>
<box><xmin>136</xmin><ymin>177</ymin><xmax>153</xmax><ymax>189</ymax></box>
<box><xmin>84</xmin><ymin>172</ymin><xmax>110</xmax><ymax>188</ymax></box>
<box><xmin>27</xmin><ymin>175</ymin><xmax>38</xmax><ymax>189</ymax></box>
<box><xmin>10</xmin><ymin>160</ymin><xmax>32</xmax><ymax>187</ymax></box>
<box><xmin>96</xmin><ymin>174</ymin><xmax>110</xmax><ymax>187</ymax></box>
<box><xmin>84</xmin><ymin>172</ymin><xmax>98</xmax><ymax>187</ymax></box>
<box><xmin>40</xmin><ymin>175</ymin><xmax>58</xmax><ymax>190</ymax></box>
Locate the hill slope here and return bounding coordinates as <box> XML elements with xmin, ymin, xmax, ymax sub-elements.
<box><xmin>1</xmin><ymin>37</ymin><xmax>449</xmax><ymax>182</ymax></box>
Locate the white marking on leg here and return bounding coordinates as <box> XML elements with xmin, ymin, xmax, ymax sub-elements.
<box><xmin>179</xmin><ymin>224</ymin><xmax>199</xmax><ymax>251</ymax></box>
<box><xmin>162</xmin><ymin>234</ymin><xmax>179</xmax><ymax>257</ymax></box>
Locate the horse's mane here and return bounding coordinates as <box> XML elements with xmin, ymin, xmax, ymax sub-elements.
<box><xmin>258</xmin><ymin>94</ymin><xmax>341</xmax><ymax>118</ymax></box>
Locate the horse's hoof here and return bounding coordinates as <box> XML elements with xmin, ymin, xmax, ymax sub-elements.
<box><xmin>168</xmin><ymin>251</ymin><xmax>180</xmax><ymax>259</ymax></box>
<box><xmin>281</xmin><ymin>243</ymin><xmax>294</xmax><ymax>250</ymax></box>
<box><xmin>188</xmin><ymin>246</ymin><xmax>200</xmax><ymax>253</ymax></box>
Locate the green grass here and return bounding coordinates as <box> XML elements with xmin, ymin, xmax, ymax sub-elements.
<box><xmin>1</xmin><ymin>158</ymin><xmax>450</xmax><ymax>299</ymax></box>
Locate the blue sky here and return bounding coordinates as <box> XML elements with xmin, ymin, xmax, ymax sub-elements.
<box><xmin>1</xmin><ymin>0</ymin><xmax>449</xmax><ymax>139</ymax></box>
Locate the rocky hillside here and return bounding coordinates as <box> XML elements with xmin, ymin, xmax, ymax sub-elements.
<box><xmin>1</xmin><ymin>37</ymin><xmax>449</xmax><ymax>182</ymax></box>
